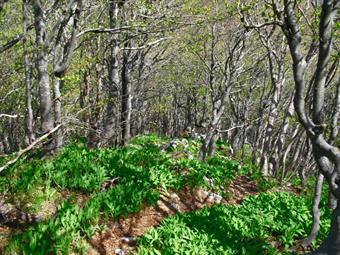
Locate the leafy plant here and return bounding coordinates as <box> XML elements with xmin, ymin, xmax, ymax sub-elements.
<box><xmin>136</xmin><ymin>192</ymin><xmax>331</xmax><ymax>255</ymax></box>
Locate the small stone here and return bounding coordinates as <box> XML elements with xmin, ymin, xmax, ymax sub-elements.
<box><xmin>121</xmin><ymin>237</ymin><xmax>135</xmax><ymax>244</ymax></box>
<box><xmin>115</xmin><ymin>248</ymin><xmax>125</xmax><ymax>255</ymax></box>
<box><xmin>170</xmin><ymin>193</ymin><xmax>179</xmax><ymax>200</ymax></box>
<box><xmin>203</xmin><ymin>176</ymin><xmax>215</xmax><ymax>186</ymax></box>
<box><xmin>202</xmin><ymin>191</ymin><xmax>223</xmax><ymax>203</ymax></box>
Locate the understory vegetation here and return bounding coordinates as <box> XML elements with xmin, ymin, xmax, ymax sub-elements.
<box><xmin>137</xmin><ymin>192</ymin><xmax>331</xmax><ymax>255</ymax></box>
<box><xmin>0</xmin><ymin>0</ymin><xmax>339</xmax><ymax>254</ymax></box>
<box><xmin>0</xmin><ymin>135</ymin><xmax>332</xmax><ymax>254</ymax></box>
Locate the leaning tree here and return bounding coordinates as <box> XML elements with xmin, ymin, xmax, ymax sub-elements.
<box><xmin>272</xmin><ymin>0</ymin><xmax>340</xmax><ymax>254</ymax></box>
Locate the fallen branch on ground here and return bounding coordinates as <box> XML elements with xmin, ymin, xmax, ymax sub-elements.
<box><xmin>0</xmin><ymin>125</ymin><xmax>61</xmax><ymax>173</ymax></box>
<box><xmin>0</xmin><ymin>114</ymin><xmax>19</xmax><ymax>119</ymax></box>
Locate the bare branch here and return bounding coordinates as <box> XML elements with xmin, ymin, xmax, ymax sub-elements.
<box><xmin>53</xmin><ymin>0</ymin><xmax>83</xmax><ymax>78</ymax></box>
<box><xmin>312</xmin><ymin>0</ymin><xmax>340</xmax><ymax>125</ymax></box>
<box><xmin>0</xmin><ymin>125</ymin><xmax>61</xmax><ymax>173</ymax></box>
<box><xmin>76</xmin><ymin>25</ymin><xmax>144</xmax><ymax>38</ymax></box>
<box><xmin>0</xmin><ymin>114</ymin><xmax>18</xmax><ymax>119</ymax></box>
<box><xmin>121</xmin><ymin>37</ymin><xmax>169</xmax><ymax>50</ymax></box>
<box><xmin>0</xmin><ymin>35</ymin><xmax>23</xmax><ymax>53</ymax></box>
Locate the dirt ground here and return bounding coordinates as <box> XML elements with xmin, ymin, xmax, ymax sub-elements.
<box><xmin>88</xmin><ymin>175</ymin><xmax>258</xmax><ymax>255</ymax></box>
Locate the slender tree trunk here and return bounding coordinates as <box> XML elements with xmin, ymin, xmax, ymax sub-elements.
<box><xmin>199</xmin><ymin>99</ymin><xmax>225</xmax><ymax>161</ymax></box>
<box><xmin>302</xmin><ymin>173</ymin><xmax>324</xmax><ymax>247</ymax></box>
<box><xmin>260</xmin><ymin>46</ymin><xmax>285</xmax><ymax>176</ymax></box>
<box><xmin>88</xmin><ymin>63</ymin><xmax>104</xmax><ymax>148</ymax></box>
<box><xmin>121</xmin><ymin>42</ymin><xmax>131</xmax><ymax>146</ymax></box>
<box><xmin>103</xmin><ymin>1</ymin><xmax>120</xmax><ymax>144</ymax></box>
<box><xmin>53</xmin><ymin>77</ymin><xmax>63</xmax><ymax>150</ymax></box>
<box><xmin>310</xmin><ymin>203</ymin><xmax>340</xmax><ymax>255</ymax></box>
<box><xmin>23</xmin><ymin>0</ymin><xmax>34</xmax><ymax>145</ymax></box>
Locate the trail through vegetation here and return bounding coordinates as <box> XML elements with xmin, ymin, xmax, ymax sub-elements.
<box><xmin>0</xmin><ymin>135</ymin><xmax>333</xmax><ymax>254</ymax></box>
<box><xmin>0</xmin><ymin>0</ymin><xmax>339</xmax><ymax>254</ymax></box>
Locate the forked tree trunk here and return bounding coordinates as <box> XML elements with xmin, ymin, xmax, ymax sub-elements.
<box><xmin>274</xmin><ymin>1</ymin><xmax>340</xmax><ymax>253</ymax></box>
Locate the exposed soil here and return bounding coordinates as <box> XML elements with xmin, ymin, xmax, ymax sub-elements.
<box><xmin>0</xmin><ymin>175</ymin><xmax>258</xmax><ymax>254</ymax></box>
<box><xmin>88</xmin><ymin>175</ymin><xmax>258</xmax><ymax>255</ymax></box>
<box><xmin>0</xmin><ymin>226</ymin><xmax>11</xmax><ymax>254</ymax></box>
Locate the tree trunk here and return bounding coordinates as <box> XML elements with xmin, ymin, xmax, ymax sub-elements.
<box><xmin>103</xmin><ymin>1</ymin><xmax>120</xmax><ymax>145</ymax></box>
<box><xmin>302</xmin><ymin>173</ymin><xmax>324</xmax><ymax>247</ymax></box>
<box><xmin>23</xmin><ymin>0</ymin><xmax>34</xmax><ymax>145</ymax></box>
<box><xmin>121</xmin><ymin>42</ymin><xmax>131</xmax><ymax>146</ymax></box>
<box><xmin>33</xmin><ymin>0</ymin><xmax>54</xmax><ymax>151</ymax></box>
<box><xmin>309</xmin><ymin>204</ymin><xmax>340</xmax><ymax>255</ymax></box>
<box><xmin>53</xmin><ymin>77</ymin><xmax>63</xmax><ymax>150</ymax></box>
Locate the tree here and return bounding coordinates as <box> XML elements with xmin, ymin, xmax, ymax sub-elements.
<box><xmin>272</xmin><ymin>0</ymin><xmax>340</xmax><ymax>253</ymax></box>
<box><xmin>32</xmin><ymin>0</ymin><xmax>82</xmax><ymax>152</ymax></box>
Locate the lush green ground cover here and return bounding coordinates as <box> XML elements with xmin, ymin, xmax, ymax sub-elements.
<box><xmin>1</xmin><ymin>135</ymin><xmax>240</xmax><ymax>254</ymax></box>
<box><xmin>0</xmin><ymin>135</ymin><xmax>331</xmax><ymax>254</ymax></box>
<box><xmin>136</xmin><ymin>192</ymin><xmax>331</xmax><ymax>255</ymax></box>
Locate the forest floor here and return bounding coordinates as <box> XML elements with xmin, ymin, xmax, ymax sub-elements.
<box><xmin>89</xmin><ymin>175</ymin><xmax>258</xmax><ymax>255</ymax></box>
<box><xmin>0</xmin><ymin>135</ymin><xmax>332</xmax><ymax>255</ymax></box>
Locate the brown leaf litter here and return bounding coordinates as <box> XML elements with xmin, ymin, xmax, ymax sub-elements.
<box><xmin>88</xmin><ymin>175</ymin><xmax>258</xmax><ymax>255</ymax></box>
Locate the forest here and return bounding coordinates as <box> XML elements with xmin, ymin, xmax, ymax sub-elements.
<box><xmin>0</xmin><ymin>0</ymin><xmax>339</xmax><ymax>254</ymax></box>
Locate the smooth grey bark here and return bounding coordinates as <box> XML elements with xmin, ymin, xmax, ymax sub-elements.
<box><xmin>277</xmin><ymin>95</ymin><xmax>295</xmax><ymax>180</ymax></box>
<box><xmin>276</xmin><ymin>0</ymin><xmax>340</xmax><ymax>254</ymax></box>
<box><xmin>260</xmin><ymin>38</ymin><xmax>286</xmax><ymax>176</ymax></box>
<box><xmin>198</xmin><ymin>24</ymin><xmax>247</xmax><ymax>161</ymax></box>
<box><xmin>198</xmin><ymin>22</ymin><xmax>219</xmax><ymax>161</ymax></box>
<box><xmin>52</xmin><ymin>77</ymin><xmax>63</xmax><ymax>150</ymax></box>
<box><xmin>52</xmin><ymin>0</ymin><xmax>82</xmax><ymax>151</ymax></box>
<box><xmin>52</xmin><ymin>0</ymin><xmax>82</xmax><ymax>78</ymax></box>
<box><xmin>103</xmin><ymin>1</ymin><xmax>120</xmax><ymax>145</ymax></box>
<box><xmin>120</xmin><ymin>42</ymin><xmax>132</xmax><ymax>146</ymax></box>
<box><xmin>30</xmin><ymin>0</ymin><xmax>82</xmax><ymax>152</ymax></box>
<box><xmin>302</xmin><ymin>80</ymin><xmax>340</xmax><ymax>247</ymax></box>
<box><xmin>33</xmin><ymin>0</ymin><xmax>54</xmax><ymax>143</ymax></box>
<box><xmin>23</xmin><ymin>0</ymin><xmax>34</xmax><ymax>145</ymax></box>
<box><xmin>88</xmin><ymin>62</ymin><xmax>104</xmax><ymax>148</ymax></box>
<box><xmin>330</xmin><ymin>81</ymin><xmax>340</xmax><ymax>142</ymax></box>
<box><xmin>265</xmin><ymin>45</ymin><xmax>286</xmax><ymax>175</ymax></box>
<box><xmin>301</xmin><ymin>173</ymin><xmax>324</xmax><ymax>247</ymax></box>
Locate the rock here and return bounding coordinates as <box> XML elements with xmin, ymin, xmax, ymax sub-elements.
<box><xmin>203</xmin><ymin>176</ymin><xmax>215</xmax><ymax>187</ymax></box>
<box><xmin>180</xmin><ymin>138</ymin><xmax>189</xmax><ymax>148</ymax></box>
<box><xmin>115</xmin><ymin>248</ymin><xmax>125</xmax><ymax>255</ymax></box>
<box><xmin>101</xmin><ymin>177</ymin><xmax>119</xmax><ymax>191</ymax></box>
<box><xmin>121</xmin><ymin>237</ymin><xmax>136</xmax><ymax>244</ymax></box>
<box><xmin>195</xmin><ymin>189</ymin><xmax>223</xmax><ymax>204</ymax></box>
<box><xmin>0</xmin><ymin>202</ymin><xmax>42</xmax><ymax>227</ymax></box>
<box><xmin>203</xmin><ymin>191</ymin><xmax>223</xmax><ymax>203</ymax></box>
<box><xmin>169</xmin><ymin>140</ymin><xmax>179</xmax><ymax>149</ymax></box>
<box><xmin>170</xmin><ymin>192</ymin><xmax>180</xmax><ymax>200</ymax></box>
